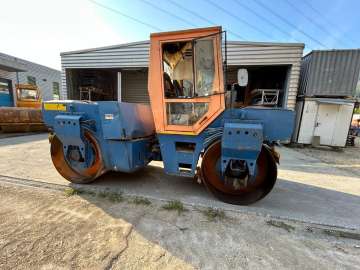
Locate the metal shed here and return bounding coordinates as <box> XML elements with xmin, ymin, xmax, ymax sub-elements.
<box><xmin>299</xmin><ymin>49</ymin><xmax>360</xmax><ymax>97</ymax></box>
<box><xmin>293</xmin><ymin>97</ymin><xmax>355</xmax><ymax>147</ymax></box>
<box><xmin>0</xmin><ymin>52</ymin><xmax>61</xmax><ymax>102</ymax></box>
<box><xmin>60</xmin><ymin>40</ymin><xmax>304</xmax><ymax>109</ymax></box>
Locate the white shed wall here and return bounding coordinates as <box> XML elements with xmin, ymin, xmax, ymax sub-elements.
<box><xmin>296</xmin><ymin>99</ymin><xmax>355</xmax><ymax>147</ymax></box>
<box><xmin>333</xmin><ymin>104</ymin><xmax>355</xmax><ymax>146</ymax></box>
<box><xmin>297</xmin><ymin>100</ymin><xmax>318</xmax><ymax>144</ymax></box>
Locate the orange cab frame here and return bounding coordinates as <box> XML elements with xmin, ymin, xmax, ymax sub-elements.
<box><xmin>148</xmin><ymin>26</ymin><xmax>225</xmax><ymax>135</ymax></box>
<box><xmin>15</xmin><ymin>84</ymin><xmax>42</xmax><ymax>108</ymax></box>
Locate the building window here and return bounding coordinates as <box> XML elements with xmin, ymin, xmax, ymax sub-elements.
<box><xmin>27</xmin><ymin>76</ymin><xmax>37</xmax><ymax>85</ymax></box>
<box><xmin>356</xmin><ymin>73</ymin><xmax>360</xmax><ymax>98</ymax></box>
<box><xmin>52</xmin><ymin>82</ymin><xmax>60</xmax><ymax>100</ymax></box>
<box><xmin>0</xmin><ymin>79</ymin><xmax>11</xmax><ymax>94</ymax></box>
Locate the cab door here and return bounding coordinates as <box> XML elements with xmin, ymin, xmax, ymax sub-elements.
<box><xmin>148</xmin><ymin>27</ymin><xmax>225</xmax><ymax>135</ymax></box>
<box><xmin>159</xmin><ymin>32</ymin><xmax>225</xmax><ymax>135</ymax></box>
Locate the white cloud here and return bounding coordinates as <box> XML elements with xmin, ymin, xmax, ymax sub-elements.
<box><xmin>0</xmin><ymin>0</ymin><xmax>123</xmax><ymax>70</ymax></box>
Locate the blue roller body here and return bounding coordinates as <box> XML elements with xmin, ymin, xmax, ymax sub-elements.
<box><xmin>158</xmin><ymin>108</ymin><xmax>295</xmax><ymax>177</ymax></box>
<box><xmin>43</xmin><ymin>101</ymin><xmax>155</xmax><ymax>173</ymax></box>
<box><xmin>42</xmin><ymin>100</ymin><xmax>295</xmax><ymax>178</ymax></box>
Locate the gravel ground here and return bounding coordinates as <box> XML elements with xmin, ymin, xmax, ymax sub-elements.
<box><xmin>0</xmin><ymin>183</ymin><xmax>360</xmax><ymax>270</ymax></box>
<box><xmin>292</xmin><ymin>137</ymin><xmax>360</xmax><ymax>177</ymax></box>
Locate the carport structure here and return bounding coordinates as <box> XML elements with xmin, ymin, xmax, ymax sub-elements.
<box><xmin>60</xmin><ymin>39</ymin><xmax>304</xmax><ymax>109</ymax></box>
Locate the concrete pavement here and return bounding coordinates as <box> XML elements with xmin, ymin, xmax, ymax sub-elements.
<box><xmin>0</xmin><ymin>133</ymin><xmax>359</xmax><ymax>229</ymax></box>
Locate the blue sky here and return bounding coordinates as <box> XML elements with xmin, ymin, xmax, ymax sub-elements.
<box><xmin>1</xmin><ymin>0</ymin><xmax>359</xmax><ymax>69</ymax></box>
<box><xmin>97</xmin><ymin>0</ymin><xmax>359</xmax><ymax>50</ymax></box>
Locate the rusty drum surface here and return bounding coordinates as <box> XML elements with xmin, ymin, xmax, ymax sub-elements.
<box><xmin>0</xmin><ymin>107</ymin><xmax>47</xmax><ymax>132</ymax></box>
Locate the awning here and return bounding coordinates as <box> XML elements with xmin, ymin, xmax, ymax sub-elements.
<box><xmin>314</xmin><ymin>98</ymin><xmax>355</xmax><ymax>105</ymax></box>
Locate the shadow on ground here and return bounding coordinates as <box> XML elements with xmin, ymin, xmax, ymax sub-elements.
<box><xmin>0</xmin><ymin>132</ymin><xmax>48</xmax><ymax>146</ymax></box>
<box><xmin>69</xmin><ymin>162</ymin><xmax>360</xmax><ymax>230</ymax></box>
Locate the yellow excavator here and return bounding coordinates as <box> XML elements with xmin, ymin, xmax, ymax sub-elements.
<box><xmin>0</xmin><ymin>84</ymin><xmax>47</xmax><ymax>133</ymax></box>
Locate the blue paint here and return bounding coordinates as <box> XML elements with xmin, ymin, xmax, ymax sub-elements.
<box><xmin>0</xmin><ymin>92</ymin><xmax>14</xmax><ymax>107</ymax></box>
<box><xmin>43</xmin><ymin>101</ymin><xmax>154</xmax><ymax>174</ymax></box>
<box><xmin>106</xmin><ymin>138</ymin><xmax>153</xmax><ymax>172</ymax></box>
<box><xmin>158</xmin><ymin>108</ymin><xmax>295</xmax><ymax>177</ymax></box>
<box><xmin>221</xmin><ymin>122</ymin><xmax>263</xmax><ymax>176</ymax></box>
<box><xmin>157</xmin><ymin>133</ymin><xmax>205</xmax><ymax>176</ymax></box>
<box><xmin>53</xmin><ymin>114</ymin><xmax>86</xmax><ymax>161</ymax></box>
<box><xmin>42</xmin><ymin>100</ymin><xmax>295</xmax><ymax>179</ymax></box>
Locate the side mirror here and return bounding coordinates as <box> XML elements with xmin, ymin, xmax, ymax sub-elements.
<box><xmin>237</xmin><ymin>68</ymin><xmax>248</xmax><ymax>87</ymax></box>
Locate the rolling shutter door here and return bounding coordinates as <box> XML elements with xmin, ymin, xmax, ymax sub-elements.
<box><xmin>122</xmin><ymin>70</ymin><xmax>150</xmax><ymax>104</ymax></box>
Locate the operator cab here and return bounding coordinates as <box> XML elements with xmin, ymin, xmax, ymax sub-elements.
<box><xmin>148</xmin><ymin>27</ymin><xmax>225</xmax><ymax>135</ymax></box>
<box><xmin>15</xmin><ymin>84</ymin><xmax>42</xmax><ymax>108</ymax></box>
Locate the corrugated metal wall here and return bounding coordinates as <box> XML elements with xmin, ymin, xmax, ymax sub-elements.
<box><xmin>299</xmin><ymin>50</ymin><xmax>360</xmax><ymax>97</ymax></box>
<box><xmin>60</xmin><ymin>41</ymin><xmax>150</xmax><ymax>100</ymax></box>
<box><xmin>0</xmin><ymin>70</ymin><xmax>17</xmax><ymax>86</ymax></box>
<box><xmin>61</xmin><ymin>41</ymin><xmax>304</xmax><ymax>109</ymax></box>
<box><xmin>0</xmin><ymin>53</ymin><xmax>61</xmax><ymax>101</ymax></box>
<box><xmin>226</xmin><ymin>42</ymin><xmax>303</xmax><ymax>109</ymax></box>
<box><xmin>61</xmin><ymin>42</ymin><xmax>150</xmax><ymax>68</ymax></box>
<box><xmin>122</xmin><ymin>70</ymin><xmax>149</xmax><ymax>103</ymax></box>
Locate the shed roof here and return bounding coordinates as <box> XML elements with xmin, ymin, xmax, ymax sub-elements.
<box><xmin>61</xmin><ymin>39</ymin><xmax>305</xmax><ymax>69</ymax></box>
<box><xmin>61</xmin><ymin>40</ymin><xmax>304</xmax><ymax>56</ymax></box>
<box><xmin>60</xmin><ymin>41</ymin><xmax>150</xmax><ymax>56</ymax></box>
<box><xmin>0</xmin><ymin>52</ymin><xmax>61</xmax><ymax>73</ymax></box>
<box><xmin>0</xmin><ymin>52</ymin><xmax>27</xmax><ymax>72</ymax></box>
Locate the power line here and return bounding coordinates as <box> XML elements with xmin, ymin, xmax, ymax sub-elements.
<box><xmin>253</xmin><ymin>0</ymin><xmax>328</xmax><ymax>49</ymax></box>
<box><xmin>302</xmin><ymin>0</ymin><xmax>357</xmax><ymax>47</ymax></box>
<box><xmin>205</xmin><ymin>0</ymin><xmax>274</xmax><ymax>40</ymax></box>
<box><xmin>88</xmin><ymin>0</ymin><xmax>162</xmax><ymax>31</ymax></box>
<box><xmin>167</xmin><ymin>0</ymin><xmax>246</xmax><ymax>40</ymax></box>
<box><xmin>232</xmin><ymin>0</ymin><xmax>304</xmax><ymax>44</ymax></box>
<box><xmin>139</xmin><ymin>0</ymin><xmax>198</xmax><ymax>28</ymax></box>
<box><xmin>283</xmin><ymin>0</ymin><xmax>350</xmax><ymax>48</ymax></box>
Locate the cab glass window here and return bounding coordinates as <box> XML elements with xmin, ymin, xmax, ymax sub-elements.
<box><xmin>0</xmin><ymin>80</ymin><xmax>10</xmax><ymax>94</ymax></box>
<box><xmin>166</xmin><ymin>102</ymin><xmax>209</xmax><ymax>125</ymax></box>
<box><xmin>162</xmin><ymin>38</ymin><xmax>216</xmax><ymax>99</ymax></box>
<box><xmin>194</xmin><ymin>39</ymin><xmax>215</xmax><ymax>96</ymax></box>
<box><xmin>162</xmin><ymin>36</ymin><xmax>217</xmax><ymax>126</ymax></box>
<box><xmin>162</xmin><ymin>41</ymin><xmax>194</xmax><ymax>98</ymax></box>
<box><xmin>18</xmin><ymin>88</ymin><xmax>37</xmax><ymax>100</ymax></box>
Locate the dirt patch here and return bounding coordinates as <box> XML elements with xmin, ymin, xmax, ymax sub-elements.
<box><xmin>0</xmin><ymin>185</ymin><xmax>191</xmax><ymax>270</ymax></box>
<box><xmin>292</xmin><ymin>138</ymin><xmax>360</xmax><ymax>177</ymax></box>
<box><xmin>0</xmin><ymin>183</ymin><xmax>359</xmax><ymax>270</ymax></box>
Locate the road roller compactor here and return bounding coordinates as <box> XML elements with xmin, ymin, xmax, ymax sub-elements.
<box><xmin>42</xmin><ymin>27</ymin><xmax>295</xmax><ymax>205</ymax></box>
<box><xmin>0</xmin><ymin>84</ymin><xmax>46</xmax><ymax>132</ymax></box>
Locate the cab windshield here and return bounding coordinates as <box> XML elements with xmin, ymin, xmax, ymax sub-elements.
<box><xmin>162</xmin><ymin>34</ymin><xmax>220</xmax><ymax>126</ymax></box>
<box><xmin>162</xmin><ymin>37</ymin><xmax>216</xmax><ymax>98</ymax></box>
<box><xmin>18</xmin><ymin>89</ymin><xmax>38</xmax><ymax>100</ymax></box>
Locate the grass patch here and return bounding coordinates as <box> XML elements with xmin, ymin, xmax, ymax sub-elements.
<box><xmin>64</xmin><ymin>188</ymin><xmax>78</xmax><ymax>197</ymax></box>
<box><xmin>266</xmin><ymin>220</ymin><xmax>295</xmax><ymax>232</ymax></box>
<box><xmin>201</xmin><ymin>207</ymin><xmax>226</xmax><ymax>221</ymax></box>
<box><xmin>64</xmin><ymin>187</ymin><xmax>123</xmax><ymax>203</ymax></box>
<box><xmin>107</xmin><ymin>192</ymin><xmax>123</xmax><ymax>203</ymax></box>
<box><xmin>162</xmin><ymin>200</ymin><xmax>187</xmax><ymax>214</ymax></box>
<box><xmin>98</xmin><ymin>191</ymin><xmax>123</xmax><ymax>203</ymax></box>
<box><xmin>322</xmin><ymin>228</ymin><xmax>360</xmax><ymax>240</ymax></box>
<box><xmin>132</xmin><ymin>197</ymin><xmax>151</xmax><ymax>205</ymax></box>
<box><xmin>64</xmin><ymin>187</ymin><xmax>98</xmax><ymax>197</ymax></box>
<box><xmin>83</xmin><ymin>190</ymin><xmax>96</xmax><ymax>196</ymax></box>
<box><xmin>98</xmin><ymin>191</ymin><xmax>108</xmax><ymax>198</ymax></box>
